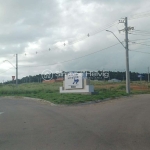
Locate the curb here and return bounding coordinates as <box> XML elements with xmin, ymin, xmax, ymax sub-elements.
<box><xmin>1</xmin><ymin>95</ymin><xmax>132</xmax><ymax>106</ymax></box>
<box><xmin>1</xmin><ymin>96</ymin><xmax>56</xmax><ymax>106</ymax></box>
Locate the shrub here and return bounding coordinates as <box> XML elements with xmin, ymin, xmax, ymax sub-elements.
<box><xmin>117</xmin><ymin>85</ymin><xmax>126</xmax><ymax>90</ymax></box>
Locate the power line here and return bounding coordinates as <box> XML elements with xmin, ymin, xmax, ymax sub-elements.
<box><xmin>0</xmin><ymin>20</ymin><xmax>118</xmax><ymax>71</ymax></box>
<box><xmin>131</xmin><ymin>41</ymin><xmax>150</xmax><ymax>45</ymax></box>
<box><xmin>1</xmin><ymin>11</ymin><xmax>150</xmax><ymax>59</ymax></box>
<box><xmin>130</xmin><ymin>47</ymin><xmax>150</xmax><ymax>51</ymax></box>
<box><xmin>130</xmin><ymin>30</ymin><xmax>150</xmax><ymax>35</ymax></box>
<box><xmin>19</xmin><ymin>43</ymin><xmax>120</xmax><ymax>68</ymax></box>
<box><xmin>3</xmin><ymin>12</ymin><xmax>150</xmax><ymax>59</ymax></box>
<box><xmin>129</xmin><ymin>37</ymin><xmax>150</xmax><ymax>42</ymax></box>
<box><xmin>3</xmin><ymin>49</ymin><xmax>150</xmax><ymax>75</ymax></box>
<box><xmin>129</xmin><ymin>33</ymin><xmax>150</xmax><ymax>36</ymax></box>
<box><xmin>130</xmin><ymin>42</ymin><xmax>150</xmax><ymax>47</ymax></box>
<box><xmin>0</xmin><ymin>20</ymin><xmax>118</xmax><ymax>60</ymax></box>
<box><xmin>2</xmin><ymin>12</ymin><xmax>150</xmax><ymax>72</ymax></box>
<box><xmin>0</xmin><ymin>54</ymin><xmax>15</xmax><ymax>67</ymax></box>
<box><xmin>19</xmin><ymin>21</ymin><xmax>118</xmax><ymax>57</ymax></box>
<box><xmin>129</xmin><ymin>49</ymin><xmax>150</xmax><ymax>54</ymax></box>
<box><xmin>133</xmin><ymin>29</ymin><xmax>150</xmax><ymax>34</ymax></box>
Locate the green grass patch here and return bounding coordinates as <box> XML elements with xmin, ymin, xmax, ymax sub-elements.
<box><xmin>0</xmin><ymin>82</ymin><xmax>149</xmax><ymax>104</ymax></box>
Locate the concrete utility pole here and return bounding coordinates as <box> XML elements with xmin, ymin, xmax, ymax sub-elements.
<box><xmin>148</xmin><ymin>67</ymin><xmax>149</xmax><ymax>82</ymax></box>
<box><xmin>106</xmin><ymin>17</ymin><xmax>134</xmax><ymax>94</ymax></box>
<box><xmin>3</xmin><ymin>54</ymin><xmax>18</xmax><ymax>86</ymax></box>
<box><xmin>125</xmin><ymin>17</ymin><xmax>130</xmax><ymax>93</ymax></box>
<box><xmin>16</xmin><ymin>54</ymin><xmax>18</xmax><ymax>86</ymax></box>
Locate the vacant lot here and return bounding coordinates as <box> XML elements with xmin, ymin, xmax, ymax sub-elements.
<box><xmin>0</xmin><ymin>81</ymin><xmax>150</xmax><ymax>104</ymax></box>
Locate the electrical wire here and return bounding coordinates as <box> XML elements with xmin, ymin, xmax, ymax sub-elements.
<box><xmin>129</xmin><ymin>33</ymin><xmax>150</xmax><ymax>36</ymax></box>
<box><xmin>130</xmin><ymin>42</ymin><xmax>150</xmax><ymax>47</ymax></box>
<box><xmin>129</xmin><ymin>37</ymin><xmax>150</xmax><ymax>42</ymax></box>
<box><xmin>130</xmin><ymin>30</ymin><xmax>150</xmax><ymax>35</ymax></box>
<box><xmin>19</xmin><ymin>43</ymin><xmax>120</xmax><ymax>68</ymax></box>
<box><xmin>129</xmin><ymin>47</ymin><xmax>150</xmax><ymax>51</ymax></box>
<box><xmin>2</xmin><ymin>11</ymin><xmax>150</xmax><ymax>73</ymax></box>
<box><xmin>0</xmin><ymin>20</ymin><xmax>118</xmax><ymax>72</ymax></box>
<box><xmin>133</xmin><ymin>29</ymin><xmax>150</xmax><ymax>34</ymax></box>
<box><xmin>2</xmin><ymin>11</ymin><xmax>150</xmax><ymax>59</ymax></box>
<box><xmin>129</xmin><ymin>49</ymin><xmax>150</xmax><ymax>54</ymax></box>
<box><xmin>0</xmin><ymin>54</ymin><xmax>15</xmax><ymax>67</ymax></box>
<box><xmin>20</xmin><ymin>21</ymin><xmax>118</xmax><ymax>56</ymax></box>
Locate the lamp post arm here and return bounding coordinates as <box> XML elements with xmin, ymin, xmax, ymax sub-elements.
<box><xmin>3</xmin><ymin>60</ymin><xmax>16</xmax><ymax>68</ymax></box>
<box><xmin>106</xmin><ymin>30</ymin><xmax>126</xmax><ymax>49</ymax></box>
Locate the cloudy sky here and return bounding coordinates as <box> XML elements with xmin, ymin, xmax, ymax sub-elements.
<box><xmin>0</xmin><ymin>0</ymin><xmax>150</xmax><ymax>81</ymax></box>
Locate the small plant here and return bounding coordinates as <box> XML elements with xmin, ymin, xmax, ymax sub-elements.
<box><xmin>109</xmin><ymin>87</ymin><xmax>114</xmax><ymax>90</ymax></box>
<box><xmin>117</xmin><ymin>85</ymin><xmax>126</xmax><ymax>90</ymax></box>
<box><xmin>100</xmin><ymin>88</ymin><xmax>108</xmax><ymax>92</ymax></box>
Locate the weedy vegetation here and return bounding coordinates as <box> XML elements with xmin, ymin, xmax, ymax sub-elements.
<box><xmin>0</xmin><ymin>81</ymin><xmax>150</xmax><ymax>104</ymax></box>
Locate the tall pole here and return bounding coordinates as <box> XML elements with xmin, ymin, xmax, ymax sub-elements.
<box><xmin>148</xmin><ymin>67</ymin><xmax>149</xmax><ymax>82</ymax></box>
<box><xmin>16</xmin><ymin>54</ymin><xmax>18</xmax><ymax>86</ymax></box>
<box><xmin>125</xmin><ymin>17</ymin><xmax>130</xmax><ymax>93</ymax></box>
<box><xmin>106</xmin><ymin>19</ymin><xmax>132</xmax><ymax>94</ymax></box>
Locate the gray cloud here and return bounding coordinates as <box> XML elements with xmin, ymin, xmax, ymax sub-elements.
<box><xmin>0</xmin><ymin>0</ymin><xmax>150</xmax><ymax>81</ymax></box>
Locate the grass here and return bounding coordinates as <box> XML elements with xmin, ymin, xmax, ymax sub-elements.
<box><xmin>0</xmin><ymin>81</ymin><xmax>150</xmax><ymax>104</ymax></box>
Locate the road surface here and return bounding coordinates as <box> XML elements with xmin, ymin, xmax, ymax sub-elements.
<box><xmin>0</xmin><ymin>95</ymin><xmax>150</xmax><ymax>150</ymax></box>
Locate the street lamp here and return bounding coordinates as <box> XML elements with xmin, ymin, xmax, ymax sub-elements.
<box><xmin>106</xmin><ymin>30</ymin><xmax>130</xmax><ymax>94</ymax></box>
<box><xmin>3</xmin><ymin>60</ymin><xmax>16</xmax><ymax>68</ymax></box>
<box><xmin>106</xmin><ymin>30</ymin><xmax>125</xmax><ymax>49</ymax></box>
<box><xmin>3</xmin><ymin>54</ymin><xmax>18</xmax><ymax>86</ymax></box>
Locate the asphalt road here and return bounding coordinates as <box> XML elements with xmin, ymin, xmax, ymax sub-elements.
<box><xmin>0</xmin><ymin>95</ymin><xmax>150</xmax><ymax>150</ymax></box>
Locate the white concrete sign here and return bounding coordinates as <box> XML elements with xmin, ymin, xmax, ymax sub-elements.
<box><xmin>65</xmin><ymin>73</ymin><xmax>83</xmax><ymax>89</ymax></box>
<box><xmin>60</xmin><ymin>72</ymin><xmax>94</xmax><ymax>94</ymax></box>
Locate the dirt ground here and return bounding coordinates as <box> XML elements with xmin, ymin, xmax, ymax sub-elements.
<box><xmin>93</xmin><ymin>82</ymin><xmax>150</xmax><ymax>91</ymax></box>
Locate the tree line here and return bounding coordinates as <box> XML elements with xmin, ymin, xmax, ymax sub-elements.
<box><xmin>4</xmin><ymin>71</ymin><xmax>149</xmax><ymax>84</ymax></box>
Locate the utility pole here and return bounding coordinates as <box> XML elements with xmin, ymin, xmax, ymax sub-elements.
<box><xmin>125</xmin><ymin>17</ymin><xmax>130</xmax><ymax>93</ymax></box>
<box><xmin>16</xmin><ymin>54</ymin><xmax>18</xmax><ymax>86</ymax></box>
<box><xmin>106</xmin><ymin>18</ymin><xmax>132</xmax><ymax>94</ymax></box>
<box><xmin>107</xmin><ymin>17</ymin><xmax>134</xmax><ymax>93</ymax></box>
<box><xmin>148</xmin><ymin>67</ymin><xmax>149</xmax><ymax>82</ymax></box>
<box><xmin>118</xmin><ymin>17</ymin><xmax>134</xmax><ymax>93</ymax></box>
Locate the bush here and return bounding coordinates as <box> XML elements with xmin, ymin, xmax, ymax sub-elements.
<box><xmin>117</xmin><ymin>85</ymin><xmax>126</xmax><ymax>90</ymax></box>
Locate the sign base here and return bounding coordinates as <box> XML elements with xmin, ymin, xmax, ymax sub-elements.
<box><xmin>60</xmin><ymin>85</ymin><xmax>94</xmax><ymax>94</ymax></box>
